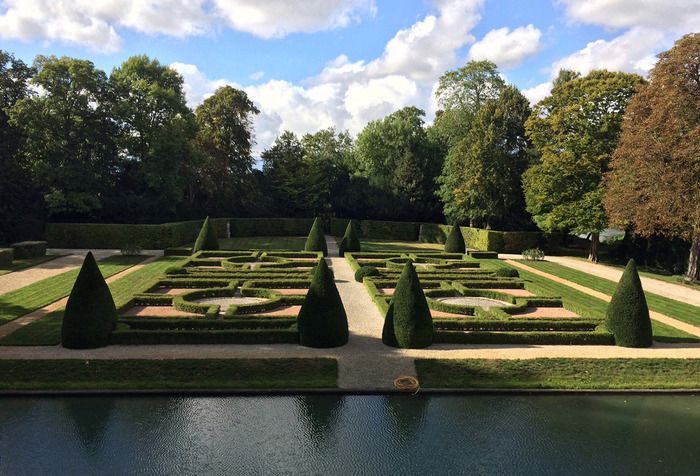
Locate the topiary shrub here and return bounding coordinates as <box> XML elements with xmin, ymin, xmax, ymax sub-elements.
<box><xmin>382</xmin><ymin>261</ymin><xmax>433</xmax><ymax>348</ymax></box>
<box><xmin>298</xmin><ymin>258</ymin><xmax>348</xmax><ymax>348</ymax></box>
<box><xmin>342</xmin><ymin>219</ymin><xmax>361</xmax><ymax>255</ymax></box>
<box><xmin>355</xmin><ymin>265</ymin><xmax>380</xmax><ymax>282</ymax></box>
<box><xmin>605</xmin><ymin>259</ymin><xmax>652</xmax><ymax>348</ymax></box>
<box><xmin>192</xmin><ymin>216</ymin><xmax>219</xmax><ymax>252</ymax></box>
<box><xmin>495</xmin><ymin>268</ymin><xmax>519</xmax><ymax>278</ymax></box>
<box><xmin>61</xmin><ymin>252</ymin><xmax>118</xmax><ymax>349</ymax></box>
<box><xmin>338</xmin><ymin>236</ymin><xmax>348</xmax><ymax>257</ymax></box>
<box><xmin>304</xmin><ymin>217</ymin><xmax>328</xmax><ymax>256</ymax></box>
<box><xmin>444</xmin><ymin>223</ymin><xmax>466</xmax><ymax>253</ymax></box>
<box><xmin>522</xmin><ymin>248</ymin><xmax>545</xmax><ymax>260</ymax></box>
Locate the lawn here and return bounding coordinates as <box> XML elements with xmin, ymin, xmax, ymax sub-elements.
<box><xmin>517</xmin><ymin>259</ymin><xmax>700</xmax><ymax>328</ymax></box>
<box><xmin>0</xmin><ymin>254</ymin><xmax>147</xmax><ymax>324</ymax></box>
<box><xmin>480</xmin><ymin>259</ymin><xmax>699</xmax><ymax>343</ymax></box>
<box><xmin>0</xmin><ymin>256</ymin><xmax>187</xmax><ymax>346</ymax></box>
<box><xmin>358</xmin><ymin>239</ymin><xmax>442</xmax><ymax>252</ymax></box>
<box><xmin>220</xmin><ymin>236</ymin><xmax>308</xmax><ymax>250</ymax></box>
<box><xmin>0</xmin><ymin>358</ymin><xmax>337</xmax><ymax>390</ymax></box>
<box><xmin>415</xmin><ymin>358</ymin><xmax>700</xmax><ymax>389</ymax></box>
<box><xmin>568</xmin><ymin>256</ymin><xmax>699</xmax><ymax>289</ymax></box>
<box><xmin>0</xmin><ymin>255</ymin><xmax>64</xmax><ymax>276</ymax></box>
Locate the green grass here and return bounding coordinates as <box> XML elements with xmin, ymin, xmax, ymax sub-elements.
<box><xmin>569</xmin><ymin>256</ymin><xmax>699</xmax><ymax>289</ymax></box>
<box><xmin>0</xmin><ymin>358</ymin><xmax>337</xmax><ymax>390</ymax></box>
<box><xmin>480</xmin><ymin>259</ymin><xmax>699</xmax><ymax>343</ymax></box>
<box><xmin>0</xmin><ymin>255</ymin><xmax>147</xmax><ymax>324</ymax></box>
<box><xmin>416</xmin><ymin>358</ymin><xmax>700</xmax><ymax>389</ymax></box>
<box><xmin>359</xmin><ymin>239</ymin><xmax>443</xmax><ymax>252</ymax></box>
<box><xmin>219</xmin><ymin>236</ymin><xmax>308</xmax><ymax>250</ymax></box>
<box><xmin>0</xmin><ymin>256</ymin><xmax>187</xmax><ymax>346</ymax></box>
<box><xmin>518</xmin><ymin>260</ymin><xmax>700</xmax><ymax>328</ymax></box>
<box><xmin>0</xmin><ymin>255</ymin><xmax>65</xmax><ymax>276</ymax></box>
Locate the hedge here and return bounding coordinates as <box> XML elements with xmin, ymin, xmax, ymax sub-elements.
<box><xmin>110</xmin><ymin>328</ymin><xmax>299</xmax><ymax>345</ymax></box>
<box><xmin>419</xmin><ymin>224</ymin><xmax>547</xmax><ymax>253</ymax></box>
<box><xmin>0</xmin><ymin>248</ymin><xmax>13</xmax><ymax>266</ymax></box>
<box><xmin>433</xmin><ymin>329</ymin><xmax>614</xmax><ymax>345</ymax></box>
<box><xmin>10</xmin><ymin>241</ymin><xmax>46</xmax><ymax>259</ymax></box>
<box><xmin>230</xmin><ymin>218</ymin><xmax>314</xmax><ymax>237</ymax></box>
<box><xmin>330</xmin><ymin>217</ymin><xmax>419</xmax><ymax>241</ymax></box>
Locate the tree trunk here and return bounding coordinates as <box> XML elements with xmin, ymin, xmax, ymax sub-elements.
<box><xmin>687</xmin><ymin>228</ymin><xmax>700</xmax><ymax>282</ymax></box>
<box><xmin>588</xmin><ymin>232</ymin><xmax>600</xmax><ymax>263</ymax></box>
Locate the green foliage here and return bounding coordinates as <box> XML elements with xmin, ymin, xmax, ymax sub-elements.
<box><xmin>304</xmin><ymin>218</ymin><xmax>328</xmax><ymax>256</ymax></box>
<box><xmin>61</xmin><ymin>252</ymin><xmax>117</xmax><ymax>349</ymax></box>
<box><xmin>193</xmin><ymin>216</ymin><xmax>219</xmax><ymax>252</ymax></box>
<box><xmin>495</xmin><ymin>268</ymin><xmax>519</xmax><ymax>278</ymax></box>
<box><xmin>522</xmin><ymin>248</ymin><xmax>545</xmax><ymax>260</ymax></box>
<box><xmin>355</xmin><ymin>266</ymin><xmax>380</xmax><ymax>282</ymax></box>
<box><xmin>298</xmin><ymin>259</ymin><xmax>349</xmax><ymax>348</ymax></box>
<box><xmin>343</xmin><ymin>220</ymin><xmax>361</xmax><ymax>253</ymax></box>
<box><xmin>444</xmin><ymin>224</ymin><xmax>466</xmax><ymax>253</ymax></box>
<box><xmin>330</xmin><ymin>217</ymin><xmax>419</xmax><ymax>241</ymax></box>
<box><xmin>606</xmin><ymin>259</ymin><xmax>653</xmax><ymax>347</ymax></box>
<box><xmin>382</xmin><ymin>261</ymin><xmax>433</xmax><ymax>348</ymax></box>
<box><xmin>10</xmin><ymin>241</ymin><xmax>46</xmax><ymax>259</ymax></box>
<box><xmin>230</xmin><ymin>218</ymin><xmax>313</xmax><ymax>237</ymax></box>
<box><xmin>0</xmin><ymin>248</ymin><xmax>13</xmax><ymax>266</ymax></box>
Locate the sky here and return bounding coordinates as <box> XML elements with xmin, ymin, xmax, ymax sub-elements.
<box><xmin>1</xmin><ymin>0</ymin><xmax>699</xmax><ymax>153</ymax></box>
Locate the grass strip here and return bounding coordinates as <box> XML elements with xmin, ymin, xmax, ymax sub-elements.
<box><xmin>219</xmin><ymin>236</ymin><xmax>307</xmax><ymax>250</ymax></box>
<box><xmin>518</xmin><ymin>260</ymin><xmax>700</xmax><ymax>328</ymax></box>
<box><xmin>415</xmin><ymin>358</ymin><xmax>700</xmax><ymax>389</ymax></box>
<box><xmin>0</xmin><ymin>255</ymin><xmax>64</xmax><ymax>276</ymax></box>
<box><xmin>0</xmin><ymin>256</ymin><xmax>186</xmax><ymax>346</ymax></box>
<box><xmin>0</xmin><ymin>358</ymin><xmax>337</xmax><ymax>390</ymax></box>
<box><xmin>359</xmin><ymin>239</ymin><xmax>443</xmax><ymax>252</ymax></box>
<box><xmin>0</xmin><ymin>255</ymin><xmax>147</xmax><ymax>324</ymax></box>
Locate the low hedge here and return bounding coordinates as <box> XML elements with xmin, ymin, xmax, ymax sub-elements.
<box><xmin>420</xmin><ymin>224</ymin><xmax>546</xmax><ymax>253</ymax></box>
<box><xmin>434</xmin><ymin>319</ymin><xmax>601</xmax><ymax>332</ymax></box>
<box><xmin>0</xmin><ymin>248</ymin><xmax>13</xmax><ymax>266</ymax></box>
<box><xmin>230</xmin><ymin>218</ymin><xmax>314</xmax><ymax>237</ymax></box>
<box><xmin>330</xmin><ymin>217</ymin><xmax>419</xmax><ymax>241</ymax></box>
<box><xmin>119</xmin><ymin>318</ymin><xmax>296</xmax><ymax>330</ymax></box>
<box><xmin>10</xmin><ymin>241</ymin><xmax>46</xmax><ymax>259</ymax></box>
<box><xmin>110</xmin><ymin>327</ymin><xmax>299</xmax><ymax>345</ymax></box>
<box><xmin>434</xmin><ymin>328</ymin><xmax>614</xmax><ymax>345</ymax></box>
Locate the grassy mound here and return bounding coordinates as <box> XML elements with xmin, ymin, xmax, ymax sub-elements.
<box><xmin>304</xmin><ymin>217</ymin><xmax>328</xmax><ymax>256</ymax></box>
<box><xmin>61</xmin><ymin>252</ymin><xmax>118</xmax><ymax>349</ymax></box>
<box><xmin>444</xmin><ymin>223</ymin><xmax>466</xmax><ymax>253</ymax></box>
<box><xmin>298</xmin><ymin>259</ymin><xmax>348</xmax><ymax>348</ymax></box>
<box><xmin>382</xmin><ymin>261</ymin><xmax>433</xmax><ymax>348</ymax></box>
<box><xmin>606</xmin><ymin>259</ymin><xmax>652</xmax><ymax>347</ymax></box>
<box><xmin>193</xmin><ymin>216</ymin><xmax>219</xmax><ymax>252</ymax></box>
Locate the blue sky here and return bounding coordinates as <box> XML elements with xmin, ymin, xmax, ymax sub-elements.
<box><xmin>0</xmin><ymin>0</ymin><xmax>696</xmax><ymax>150</ymax></box>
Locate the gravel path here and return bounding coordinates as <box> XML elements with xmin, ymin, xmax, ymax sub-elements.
<box><xmin>501</xmin><ymin>253</ymin><xmax>700</xmax><ymax>307</ymax></box>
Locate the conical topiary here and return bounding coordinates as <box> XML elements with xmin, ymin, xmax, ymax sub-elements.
<box><xmin>304</xmin><ymin>217</ymin><xmax>328</xmax><ymax>256</ymax></box>
<box><xmin>382</xmin><ymin>261</ymin><xmax>433</xmax><ymax>348</ymax></box>
<box><xmin>605</xmin><ymin>259</ymin><xmax>653</xmax><ymax>348</ymax></box>
<box><xmin>444</xmin><ymin>223</ymin><xmax>466</xmax><ymax>253</ymax></box>
<box><xmin>341</xmin><ymin>220</ymin><xmax>361</xmax><ymax>255</ymax></box>
<box><xmin>298</xmin><ymin>258</ymin><xmax>349</xmax><ymax>347</ymax></box>
<box><xmin>61</xmin><ymin>252</ymin><xmax>118</xmax><ymax>349</ymax></box>
<box><xmin>193</xmin><ymin>216</ymin><xmax>219</xmax><ymax>252</ymax></box>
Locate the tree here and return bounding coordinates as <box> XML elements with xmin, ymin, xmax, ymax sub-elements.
<box><xmin>304</xmin><ymin>217</ymin><xmax>327</xmax><ymax>256</ymax></box>
<box><xmin>437</xmin><ymin>85</ymin><xmax>532</xmax><ymax>228</ymax></box>
<box><xmin>192</xmin><ymin>216</ymin><xmax>219</xmax><ymax>252</ymax></box>
<box><xmin>523</xmin><ymin>70</ymin><xmax>644</xmax><ymax>262</ymax></box>
<box><xmin>298</xmin><ymin>258</ymin><xmax>349</xmax><ymax>348</ymax></box>
<box><xmin>604</xmin><ymin>34</ymin><xmax>700</xmax><ymax>281</ymax></box>
<box><xmin>382</xmin><ymin>261</ymin><xmax>433</xmax><ymax>348</ymax></box>
<box><xmin>605</xmin><ymin>259</ymin><xmax>652</xmax><ymax>347</ymax></box>
<box><xmin>444</xmin><ymin>223</ymin><xmax>466</xmax><ymax>253</ymax></box>
<box><xmin>194</xmin><ymin>86</ymin><xmax>259</xmax><ymax>213</ymax></box>
<box><xmin>61</xmin><ymin>252</ymin><xmax>117</xmax><ymax>349</ymax></box>
<box><xmin>9</xmin><ymin>55</ymin><xmax>117</xmax><ymax>220</ymax></box>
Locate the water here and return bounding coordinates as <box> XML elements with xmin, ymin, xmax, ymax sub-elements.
<box><xmin>0</xmin><ymin>395</ymin><xmax>699</xmax><ymax>475</ymax></box>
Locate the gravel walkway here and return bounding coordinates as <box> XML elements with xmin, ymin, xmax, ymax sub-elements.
<box><xmin>501</xmin><ymin>253</ymin><xmax>700</xmax><ymax>307</ymax></box>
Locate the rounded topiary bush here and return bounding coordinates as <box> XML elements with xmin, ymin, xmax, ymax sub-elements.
<box><xmin>382</xmin><ymin>261</ymin><xmax>433</xmax><ymax>348</ymax></box>
<box><xmin>605</xmin><ymin>259</ymin><xmax>652</xmax><ymax>348</ymax></box>
<box><xmin>298</xmin><ymin>258</ymin><xmax>348</xmax><ymax>348</ymax></box>
<box><xmin>304</xmin><ymin>217</ymin><xmax>328</xmax><ymax>256</ymax></box>
<box><xmin>495</xmin><ymin>268</ymin><xmax>519</xmax><ymax>278</ymax></box>
<box><xmin>444</xmin><ymin>223</ymin><xmax>466</xmax><ymax>253</ymax></box>
<box><xmin>355</xmin><ymin>265</ymin><xmax>380</xmax><ymax>282</ymax></box>
<box><xmin>61</xmin><ymin>252</ymin><xmax>118</xmax><ymax>349</ymax></box>
<box><xmin>193</xmin><ymin>216</ymin><xmax>219</xmax><ymax>252</ymax></box>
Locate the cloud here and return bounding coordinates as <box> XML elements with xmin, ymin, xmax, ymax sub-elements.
<box><xmin>248</xmin><ymin>71</ymin><xmax>265</xmax><ymax>81</ymax></box>
<box><xmin>560</xmin><ymin>0</ymin><xmax>700</xmax><ymax>32</ymax></box>
<box><xmin>0</xmin><ymin>0</ymin><xmax>376</xmax><ymax>51</ymax></box>
<box><xmin>468</xmin><ymin>24</ymin><xmax>542</xmax><ymax>69</ymax></box>
<box><xmin>522</xmin><ymin>81</ymin><xmax>552</xmax><ymax>104</ymax></box>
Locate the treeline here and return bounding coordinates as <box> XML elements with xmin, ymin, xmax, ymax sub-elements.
<box><xmin>1</xmin><ymin>33</ymin><xmax>698</xmax><ymax>279</ymax></box>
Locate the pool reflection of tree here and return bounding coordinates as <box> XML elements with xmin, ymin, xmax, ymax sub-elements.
<box><xmin>384</xmin><ymin>395</ymin><xmax>430</xmax><ymax>446</ymax></box>
<box><xmin>63</xmin><ymin>397</ymin><xmax>115</xmax><ymax>454</ymax></box>
<box><xmin>295</xmin><ymin>395</ymin><xmax>346</xmax><ymax>446</ymax></box>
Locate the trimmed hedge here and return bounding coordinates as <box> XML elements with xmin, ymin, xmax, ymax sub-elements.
<box><xmin>341</xmin><ymin>220</ymin><xmax>361</xmax><ymax>255</ymax></box>
<box><xmin>111</xmin><ymin>328</ymin><xmax>299</xmax><ymax>345</ymax></box>
<box><xmin>330</xmin><ymin>217</ymin><xmax>419</xmax><ymax>241</ymax></box>
<box><xmin>193</xmin><ymin>217</ymin><xmax>219</xmax><ymax>252</ymax></box>
<box><xmin>434</xmin><ymin>328</ymin><xmax>614</xmax><ymax>345</ymax></box>
<box><xmin>10</xmin><ymin>241</ymin><xmax>46</xmax><ymax>259</ymax></box>
<box><xmin>355</xmin><ymin>266</ymin><xmax>380</xmax><ymax>282</ymax></box>
<box><xmin>444</xmin><ymin>224</ymin><xmax>466</xmax><ymax>253</ymax></box>
<box><xmin>606</xmin><ymin>259</ymin><xmax>653</xmax><ymax>348</ymax></box>
<box><xmin>304</xmin><ymin>218</ymin><xmax>328</xmax><ymax>256</ymax></box>
<box><xmin>0</xmin><ymin>248</ymin><xmax>13</xmax><ymax>266</ymax></box>
<box><xmin>495</xmin><ymin>268</ymin><xmax>519</xmax><ymax>278</ymax></box>
<box><xmin>382</xmin><ymin>261</ymin><xmax>433</xmax><ymax>348</ymax></box>
<box><xmin>420</xmin><ymin>224</ymin><xmax>546</xmax><ymax>253</ymax></box>
<box><xmin>230</xmin><ymin>218</ymin><xmax>314</xmax><ymax>237</ymax></box>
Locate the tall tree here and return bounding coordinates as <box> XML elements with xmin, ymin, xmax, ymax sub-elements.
<box><xmin>604</xmin><ymin>33</ymin><xmax>700</xmax><ymax>281</ymax></box>
<box><xmin>9</xmin><ymin>55</ymin><xmax>117</xmax><ymax>219</ymax></box>
<box><xmin>437</xmin><ymin>85</ymin><xmax>531</xmax><ymax>228</ymax></box>
<box><xmin>523</xmin><ymin>70</ymin><xmax>644</xmax><ymax>261</ymax></box>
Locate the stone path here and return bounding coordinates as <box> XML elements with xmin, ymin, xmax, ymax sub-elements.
<box><xmin>501</xmin><ymin>253</ymin><xmax>700</xmax><ymax>307</ymax></box>
<box><xmin>0</xmin><ymin>255</ymin><xmax>159</xmax><ymax>339</ymax></box>
<box><xmin>505</xmin><ymin>259</ymin><xmax>700</xmax><ymax>338</ymax></box>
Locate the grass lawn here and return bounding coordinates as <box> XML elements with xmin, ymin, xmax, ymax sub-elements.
<box><xmin>570</xmin><ymin>256</ymin><xmax>699</xmax><ymax>290</ymax></box>
<box><xmin>0</xmin><ymin>358</ymin><xmax>337</xmax><ymax>390</ymax></box>
<box><xmin>0</xmin><ymin>255</ymin><xmax>64</xmax><ymax>276</ymax></box>
<box><xmin>480</xmin><ymin>259</ymin><xmax>699</xmax><ymax>343</ymax></box>
<box><xmin>358</xmin><ymin>239</ymin><xmax>443</xmax><ymax>252</ymax></box>
<box><xmin>517</xmin><ymin>259</ymin><xmax>700</xmax><ymax>328</ymax></box>
<box><xmin>219</xmin><ymin>236</ymin><xmax>308</xmax><ymax>250</ymax></box>
<box><xmin>0</xmin><ymin>256</ymin><xmax>187</xmax><ymax>346</ymax></box>
<box><xmin>415</xmin><ymin>358</ymin><xmax>700</xmax><ymax>389</ymax></box>
<box><xmin>0</xmin><ymin>255</ymin><xmax>147</xmax><ymax>325</ymax></box>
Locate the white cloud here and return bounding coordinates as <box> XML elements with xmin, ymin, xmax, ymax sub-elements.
<box><xmin>560</xmin><ymin>0</ymin><xmax>700</xmax><ymax>32</ymax></box>
<box><xmin>171</xmin><ymin>62</ymin><xmax>235</xmax><ymax>106</ymax></box>
<box><xmin>469</xmin><ymin>24</ymin><xmax>542</xmax><ymax>69</ymax></box>
<box><xmin>522</xmin><ymin>81</ymin><xmax>552</xmax><ymax>104</ymax></box>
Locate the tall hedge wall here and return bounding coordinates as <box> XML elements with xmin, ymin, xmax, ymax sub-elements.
<box><xmin>330</xmin><ymin>217</ymin><xmax>419</xmax><ymax>241</ymax></box>
<box><xmin>419</xmin><ymin>223</ymin><xmax>545</xmax><ymax>253</ymax></box>
<box><xmin>229</xmin><ymin>218</ymin><xmax>314</xmax><ymax>237</ymax></box>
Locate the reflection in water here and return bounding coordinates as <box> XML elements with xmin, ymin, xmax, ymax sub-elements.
<box><xmin>383</xmin><ymin>395</ymin><xmax>429</xmax><ymax>447</ymax></box>
<box><xmin>63</xmin><ymin>398</ymin><xmax>114</xmax><ymax>454</ymax></box>
<box><xmin>295</xmin><ymin>395</ymin><xmax>345</xmax><ymax>447</ymax></box>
